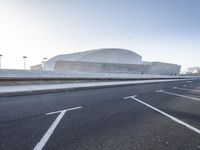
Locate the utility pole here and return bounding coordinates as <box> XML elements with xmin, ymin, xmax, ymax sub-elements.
<box><xmin>42</xmin><ymin>57</ymin><xmax>48</xmax><ymax>67</ymax></box>
<box><xmin>0</xmin><ymin>54</ymin><xmax>2</xmax><ymax>69</ymax></box>
<box><xmin>23</xmin><ymin>56</ymin><xmax>27</xmax><ymax>70</ymax></box>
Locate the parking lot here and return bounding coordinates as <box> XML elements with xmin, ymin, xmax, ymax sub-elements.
<box><xmin>0</xmin><ymin>79</ymin><xmax>200</xmax><ymax>150</ymax></box>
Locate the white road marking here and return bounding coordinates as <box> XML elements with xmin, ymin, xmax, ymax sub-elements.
<box><xmin>33</xmin><ymin>106</ymin><xmax>82</xmax><ymax>150</ymax></box>
<box><xmin>187</xmin><ymin>81</ymin><xmax>193</xmax><ymax>83</ymax></box>
<box><xmin>156</xmin><ymin>90</ymin><xmax>200</xmax><ymax>101</ymax></box>
<box><xmin>186</xmin><ymin>84</ymin><xmax>200</xmax><ymax>89</ymax></box>
<box><xmin>46</xmin><ymin>107</ymin><xmax>82</xmax><ymax>115</ymax></box>
<box><xmin>173</xmin><ymin>87</ymin><xmax>200</xmax><ymax>93</ymax></box>
<box><xmin>183</xmin><ymin>85</ymin><xmax>187</xmax><ymax>87</ymax></box>
<box><xmin>124</xmin><ymin>95</ymin><xmax>200</xmax><ymax>134</ymax></box>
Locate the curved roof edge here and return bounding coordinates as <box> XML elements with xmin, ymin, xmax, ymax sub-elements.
<box><xmin>48</xmin><ymin>48</ymin><xmax>142</xmax><ymax>62</ymax></box>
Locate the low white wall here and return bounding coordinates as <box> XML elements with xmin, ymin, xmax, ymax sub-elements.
<box><xmin>54</xmin><ymin>61</ymin><xmax>149</xmax><ymax>74</ymax></box>
<box><xmin>54</xmin><ymin>61</ymin><xmax>182</xmax><ymax>76</ymax></box>
<box><xmin>0</xmin><ymin>69</ymin><xmax>191</xmax><ymax>79</ymax></box>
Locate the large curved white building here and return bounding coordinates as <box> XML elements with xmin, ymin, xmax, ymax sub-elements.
<box><xmin>31</xmin><ymin>48</ymin><xmax>181</xmax><ymax>75</ymax></box>
<box><xmin>44</xmin><ymin>48</ymin><xmax>142</xmax><ymax>71</ymax></box>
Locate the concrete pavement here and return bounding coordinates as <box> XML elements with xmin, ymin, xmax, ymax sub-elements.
<box><xmin>0</xmin><ymin>79</ymin><xmax>200</xmax><ymax>150</ymax></box>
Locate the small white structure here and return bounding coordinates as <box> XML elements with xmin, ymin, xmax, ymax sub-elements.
<box><xmin>187</xmin><ymin>67</ymin><xmax>200</xmax><ymax>74</ymax></box>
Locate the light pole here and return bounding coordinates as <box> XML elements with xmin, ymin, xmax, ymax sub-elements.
<box><xmin>42</xmin><ymin>57</ymin><xmax>48</xmax><ymax>67</ymax></box>
<box><xmin>0</xmin><ymin>54</ymin><xmax>2</xmax><ymax>69</ymax></box>
<box><xmin>23</xmin><ymin>56</ymin><xmax>27</xmax><ymax>70</ymax></box>
<box><xmin>43</xmin><ymin>57</ymin><xmax>48</xmax><ymax>62</ymax></box>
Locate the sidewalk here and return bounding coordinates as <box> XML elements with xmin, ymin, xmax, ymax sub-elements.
<box><xmin>0</xmin><ymin>78</ymin><xmax>193</xmax><ymax>97</ymax></box>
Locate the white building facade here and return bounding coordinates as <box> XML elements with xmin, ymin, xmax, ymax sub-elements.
<box><xmin>32</xmin><ymin>48</ymin><xmax>181</xmax><ymax>75</ymax></box>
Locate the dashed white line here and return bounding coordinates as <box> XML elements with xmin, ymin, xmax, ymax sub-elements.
<box><xmin>173</xmin><ymin>87</ymin><xmax>200</xmax><ymax>93</ymax></box>
<box><xmin>33</xmin><ymin>106</ymin><xmax>82</xmax><ymax>150</ymax></box>
<box><xmin>156</xmin><ymin>90</ymin><xmax>200</xmax><ymax>101</ymax></box>
<box><xmin>124</xmin><ymin>95</ymin><xmax>200</xmax><ymax>134</ymax></box>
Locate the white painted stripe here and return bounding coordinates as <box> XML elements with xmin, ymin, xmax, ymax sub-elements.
<box><xmin>172</xmin><ymin>87</ymin><xmax>200</xmax><ymax>93</ymax></box>
<box><xmin>46</xmin><ymin>107</ymin><xmax>82</xmax><ymax>115</ymax></box>
<box><xmin>183</xmin><ymin>85</ymin><xmax>187</xmax><ymax>87</ymax></box>
<box><xmin>156</xmin><ymin>90</ymin><xmax>200</xmax><ymax>101</ymax></box>
<box><xmin>33</xmin><ymin>107</ymin><xmax>82</xmax><ymax>150</ymax></box>
<box><xmin>124</xmin><ymin>95</ymin><xmax>200</xmax><ymax>134</ymax></box>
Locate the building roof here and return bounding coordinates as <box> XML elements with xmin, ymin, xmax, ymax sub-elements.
<box><xmin>48</xmin><ymin>48</ymin><xmax>142</xmax><ymax>64</ymax></box>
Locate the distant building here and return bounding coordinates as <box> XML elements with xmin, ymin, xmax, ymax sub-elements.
<box><xmin>187</xmin><ymin>67</ymin><xmax>200</xmax><ymax>74</ymax></box>
<box><xmin>31</xmin><ymin>64</ymin><xmax>42</xmax><ymax>70</ymax></box>
<box><xmin>31</xmin><ymin>48</ymin><xmax>181</xmax><ymax>75</ymax></box>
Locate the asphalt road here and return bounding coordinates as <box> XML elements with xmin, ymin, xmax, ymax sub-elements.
<box><xmin>0</xmin><ymin>79</ymin><xmax>200</xmax><ymax>150</ymax></box>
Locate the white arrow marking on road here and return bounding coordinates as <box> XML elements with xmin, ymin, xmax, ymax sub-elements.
<box><xmin>33</xmin><ymin>106</ymin><xmax>82</xmax><ymax>150</ymax></box>
<box><xmin>172</xmin><ymin>87</ymin><xmax>200</xmax><ymax>93</ymax></box>
<box><xmin>156</xmin><ymin>90</ymin><xmax>200</xmax><ymax>101</ymax></box>
<box><xmin>124</xmin><ymin>95</ymin><xmax>200</xmax><ymax>134</ymax></box>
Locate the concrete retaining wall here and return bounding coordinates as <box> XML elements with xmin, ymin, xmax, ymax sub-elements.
<box><xmin>0</xmin><ymin>68</ymin><xmax>190</xmax><ymax>81</ymax></box>
<box><xmin>0</xmin><ymin>69</ymin><xmax>68</xmax><ymax>78</ymax></box>
<box><xmin>0</xmin><ymin>69</ymin><xmax>181</xmax><ymax>79</ymax></box>
<box><xmin>54</xmin><ymin>61</ymin><xmax>149</xmax><ymax>74</ymax></box>
<box><xmin>0</xmin><ymin>69</ymin><xmax>197</xmax><ymax>86</ymax></box>
<box><xmin>54</xmin><ymin>61</ymin><xmax>181</xmax><ymax>76</ymax></box>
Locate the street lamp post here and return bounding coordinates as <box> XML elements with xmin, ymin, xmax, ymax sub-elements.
<box><xmin>0</xmin><ymin>54</ymin><xmax>2</xmax><ymax>69</ymax></box>
<box><xmin>23</xmin><ymin>56</ymin><xmax>27</xmax><ymax>70</ymax></box>
<box><xmin>42</xmin><ymin>57</ymin><xmax>48</xmax><ymax>67</ymax></box>
<box><xmin>43</xmin><ymin>57</ymin><xmax>48</xmax><ymax>62</ymax></box>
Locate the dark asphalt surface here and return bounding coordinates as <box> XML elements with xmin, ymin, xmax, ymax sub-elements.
<box><xmin>0</xmin><ymin>79</ymin><xmax>200</xmax><ymax>150</ymax></box>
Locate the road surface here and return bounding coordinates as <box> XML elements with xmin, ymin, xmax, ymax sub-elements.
<box><xmin>0</xmin><ymin>79</ymin><xmax>200</xmax><ymax>150</ymax></box>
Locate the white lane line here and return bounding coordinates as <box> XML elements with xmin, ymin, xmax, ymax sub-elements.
<box><xmin>186</xmin><ymin>84</ymin><xmax>200</xmax><ymax>89</ymax></box>
<box><xmin>33</xmin><ymin>106</ymin><xmax>82</xmax><ymax>150</ymax></box>
<box><xmin>124</xmin><ymin>95</ymin><xmax>200</xmax><ymax>134</ymax></box>
<box><xmin>183</xmin><ymin>85</ymin><xmax>187</xmax><ymax>87</ymax></box>
<box><xmin>187</xmin><ymin>81</ymin><xmax>193</xmax><ymax>83</ymax></box>
<box><xmin>173</xmin><ymin>87</ymin><xmax>200</xmax><ymax>93</ymax></box>
<box><xmin>46</xmin><ymin>107</ymin><xmax>82</xmax><ymax>115</ymax></box>
<box><xmin>156</xmin><ymin>90</ymin><xmax>200</xmax><ymax>101</ymax></box>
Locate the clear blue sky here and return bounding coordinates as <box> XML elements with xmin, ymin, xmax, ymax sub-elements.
<box><xmin>0</xmin><ymin>0</ymin><xmax>199</xmax><ymax>71</ymax></box>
